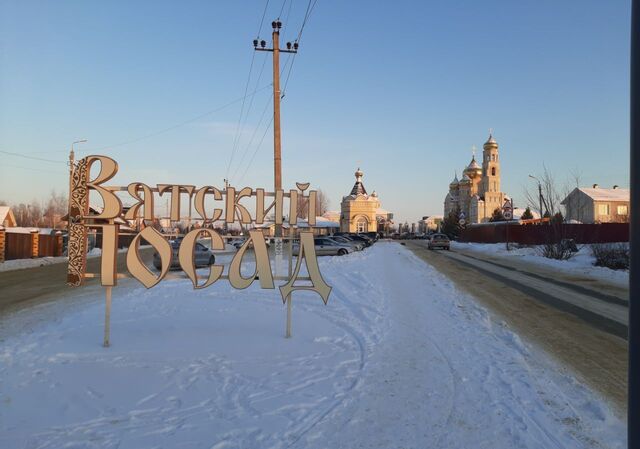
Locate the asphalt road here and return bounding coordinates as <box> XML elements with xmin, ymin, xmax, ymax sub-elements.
<box><xmin>405</xmin><ymin>240</ymin><xmax>628</xmax><ymax>415</ymax></box>
<box><xmin>0</xmin><ymin>248</ymin><xmax>154</xmax><ymax>316</ymax></box>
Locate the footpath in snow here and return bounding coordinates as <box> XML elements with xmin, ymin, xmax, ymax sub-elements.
<box><xmin>0</xmin><ymin>242</ymin><xmax>625</xmax><ymax>448</ymax></box>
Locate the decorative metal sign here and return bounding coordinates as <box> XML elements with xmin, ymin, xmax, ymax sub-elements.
<box><xmin>67</xmin><ymin>155</ymin><xmax>331</xmax><ymax>345</ymax></box>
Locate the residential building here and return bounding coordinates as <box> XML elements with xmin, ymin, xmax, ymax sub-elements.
<box><xmin>561</xmin><ymin>185</ymin><xmax>630</xmax><ymax>223</ymax></box>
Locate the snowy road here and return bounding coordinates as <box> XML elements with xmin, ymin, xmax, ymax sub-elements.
<box><xmin>0</xmin><ymin>242</ymin><xmax>625</xmax><ymax>448</ymax></box>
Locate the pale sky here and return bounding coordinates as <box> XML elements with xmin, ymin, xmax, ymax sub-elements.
<box><xmin>0</xmin><ymin>0</ymin><xmax>631</xmax><ymax>223</ymax></box>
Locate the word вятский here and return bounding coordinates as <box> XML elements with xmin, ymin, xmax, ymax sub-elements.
<box><xmin>66</xmin><ymin>155</ymin><xmax>331</xmax><ymax>305</ymax></box>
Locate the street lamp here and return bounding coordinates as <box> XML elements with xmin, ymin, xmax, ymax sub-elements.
<box><xmin>70</xmin><ymin>139</ymin><xmax>88</xmax><ymax>165</ymax></box>
<box><xmin>528</xmin><ymin>174</ymin><xmax>545</xmax><ymax>218</ymax></box>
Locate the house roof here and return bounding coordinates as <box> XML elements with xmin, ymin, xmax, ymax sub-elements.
<box><xmin>255</xmin><ymin>217</ymin><xmax>340</xmax><ymax>229</ymax></box>
<box><xmin>566</xmin><ymin>187</ymin><xmax>630</xmax><ymax>203</ymax></box>
<box><xmin>0</xmin><ymin>206</ymin><xmax>17</xmax><ymax>227</ymax></box>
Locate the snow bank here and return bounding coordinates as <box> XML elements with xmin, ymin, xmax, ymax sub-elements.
<box><xmin>452</xmin><ymin>241</ymin><xmax>629</xmax><ymax>287</ymax></box>
<box><xmin>0</xmin><ymin>243</ymin><xmax>625</xmax><ymax>448</ymax></box>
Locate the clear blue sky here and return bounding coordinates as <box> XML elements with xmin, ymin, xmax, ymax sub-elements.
<box><xmin>0</xmin><ymin>0</ymin><xmax>631</xmax><ymax>223</ymax></box>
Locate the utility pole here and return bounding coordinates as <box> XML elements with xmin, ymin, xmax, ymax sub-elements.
<box><xmin>254</xmin><ymin>20</ymin><xmax>298</xmax><ymax>238</ymax></box>
<box><xmin>223</xmin><ymin>178</ymin><xmax>229</xmax><ymax>235</ymax></box>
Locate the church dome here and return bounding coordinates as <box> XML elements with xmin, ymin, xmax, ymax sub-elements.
<box><xmin>371</xmin><ymin>190</ymin><xmax>378</xmax><ymax>197</ymax></box>
<box><xmin>449</xmin><ymin>173</ymin><xmax>459</xmax><ymax>188</ymax></box>
<box><xmin>459</xmin><ymin>173</ymin><xmax>471</xmax><ymax>184</ymax></box>
<box><xmin>484</xmin><ymin>132</ymin><xmax>498</xmax><ymax>149</ymax></box>
<box><xmin>463</xmin><ymin>156</ymin><xmax>482</xmax><ymax>178</ymax></box>
<box><xmin>355</xmin><ymin>167</ymin><xmax>364</xmax><ymax>179</ymax></box>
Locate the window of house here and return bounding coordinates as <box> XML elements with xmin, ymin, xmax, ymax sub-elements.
<box><xmin>617</xmin><ymin>205</ymin><xmax>628</xmax><ymax>215</ymax></box>
<box><xmin>598</xmin><ymin>204</ymin><xmax>610</xmax><ymax>215</ymax></box>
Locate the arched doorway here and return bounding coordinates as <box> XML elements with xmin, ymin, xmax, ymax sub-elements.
<box><xmin>355</xmin><ymin>216</ymin><xmax>368</xmax><ymax>233</ymax></box>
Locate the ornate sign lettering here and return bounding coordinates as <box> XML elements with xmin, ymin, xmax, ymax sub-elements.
<box><xmin>67</xmin><ymin>155</ymin><xmax>331</xmax><ymax>345</ymax></box>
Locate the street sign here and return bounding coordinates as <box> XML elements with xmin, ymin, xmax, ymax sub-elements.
<box><xmin>502</xmin><ymin>199</ymin><xmax>513</xmax><ymax>220</ymax></box>
<box><xmin>458</xmin><ymin>218</ymin><xmax>466</xmax><ymax>226</ymax></box>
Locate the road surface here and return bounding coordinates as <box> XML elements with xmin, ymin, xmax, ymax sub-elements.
<box><xmin>405</xmin><ymin>240</ymin><xmax>628</xmax><ymax>414</ymax></box>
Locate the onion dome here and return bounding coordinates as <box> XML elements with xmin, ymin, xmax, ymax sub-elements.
<box><xmin>484</xmin><ymin>132</ymin><xmax>498</xmax><ymax>150</ymax></box>
<box><xmin>449</xmin><ymin>173</ymin><xmax>459</xmax><ymax>188</ymax></box>
<box><xmin>371</xmin><ymin>190</ymin><xmax>378</xmax><ymax>197</ymax></box>
<box><xmin>463</xmin><ymin>156</ymin><xmax>482</xmax><ymax>179</ymax></box>
<box><xmin>350</xmin><ymin>167</ymin><xmax>368</xmax><ymax>196</ymax></box>
<box><xmin>459</xmin><ymin>173</ymin><xmax>471</xmax><ymax>184</ymax></box>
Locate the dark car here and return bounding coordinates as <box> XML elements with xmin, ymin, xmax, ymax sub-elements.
<box><xmin>335</xmin><ymin>232</ymin><xmax>373</xmax><ymax>247</ymax></box>
<box><xmin>153</xmin><ymin>239</ymin><xmax>215</xmax><ymax>270</ymax></box>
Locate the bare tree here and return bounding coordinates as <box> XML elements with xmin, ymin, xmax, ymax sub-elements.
<box><xmin>296</xmin><ymin>188</ymin><xmax>330</xmax><ymax>219</ymax></box>
<box><xmin>43</xmin><ymin>190</ymin><xmax>68</xmax><ymax>228</ymax></box>
<box><xmin>561</xmin><ymin>169</ymin><xmax>587</xmax><ymax>223</ymax></box>
<box><xmin>523</xmin><ymin>165</ymin><xmax>562</xmax><ymax>217</ymax></box>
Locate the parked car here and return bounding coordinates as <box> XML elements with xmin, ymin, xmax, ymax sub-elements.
<box><xmin>231</xmin><ymin>237</ymin><xmax>271</xmax><ymax>250</ymax></box>
<box><xmin>153</xmin><ymin>239</ymin><xmax>215</xmax><ymax>270</ymax></box>
<box><xmin>336</xmin><ymin>232</ymin><xmax>373</xmax><ymax>247</ymax></box>
<box><xmin>293</xmin><ymin>237</ymin><xmax>353</xmax><ymax>256</ymax></box>
<box><xmin>427</xmin><ymin>233</ymin><xmax>450</xmax><ymax>250</ymax></box>
<box><xmin>328</xmin><ymin>235</ymin><xmax>364</xmax><ymax>251</ymax></box>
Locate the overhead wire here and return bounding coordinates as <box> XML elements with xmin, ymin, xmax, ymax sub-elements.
<box><xmin>235</xmin><ymin>0</ymin><xmax>319</xmax><ymax>183</ymax></box>
<box><xmin>281</xmin><ymin>0</ymin><xmax>318</xmax><ymax>98</ymax></box>
<box><xmin>89</xmin><ymin>83</ymin><xmax>272</xmax><ymax>152</ymax></box>
<box><xmin>0</xmin><ymin>150</ymin><xmax>67</xmax><ymax>164</ymax></box>
<box><xmin>226</xmin><ymin>0</ymin><xmax>274</xmax><ymax>181</ymax></box>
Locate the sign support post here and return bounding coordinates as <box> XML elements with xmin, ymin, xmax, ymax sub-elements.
<box><xmin>103</xmin><ymin>286</ymin><xmax>112</xmax><ymax>347</ymax></box>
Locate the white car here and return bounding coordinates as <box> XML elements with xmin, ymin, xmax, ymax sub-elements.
<box><xmin>293</xmin><ymin>237</ymin><xmax>353</xmax><ymax>256</ymax></box>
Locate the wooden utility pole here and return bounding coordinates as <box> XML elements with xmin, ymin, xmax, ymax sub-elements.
<box><xmin>254</xmin><ymin>20</ymin><xmax>298</xmax><ymax>237</ymax></box>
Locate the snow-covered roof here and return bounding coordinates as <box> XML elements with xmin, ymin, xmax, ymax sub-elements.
<box><xmin>0</xmin><ymin>206</ymin><xmax>17</xmax><ymax>227</ymax></box>
<box><xmin>255</xmin><ymin>217</ymin><xmax>339</xmax><ymax>229</ymax></box>
<box><xmin>576</xmin><ymin>187</ymin><xmax>629</xmax><ymax>202</ymax></box>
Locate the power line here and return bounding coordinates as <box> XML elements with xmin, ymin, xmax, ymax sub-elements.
<box><xmin>1</xmin><ymin>163</ymin><xmax>66</xmax><ymax>174</ymax></box>
<box><xmin>231</xmin><ymin>53</ymin><xmax>293</xmax><ymax>182</ymax></box>
<box><xmin>238</xmin><ymin>116</ymin><xmax>274</xmax><ymax>184</ymax></box>
<box><xmin>226</xmin><ymin>51</ymin><xmax>258</xmax><ymax>179</ymax></box>
<box><xmin>227</xmin><ymin>52</ymin><xmax>270</xmax><ymax>180</ymax></box>
<box><xmin>0</xmin><ymin>150</ymin><xmax>67</xmax><ymax>164</ymax></box>
<box><xmin>231</xmin><ymin>95</ymin><xmax>272</xmax><ymax>181</ymax></box>
<box><xmin>87</xmin><ymin>83</ymin><xmax>272</xmax><ymax>152</ymax></box>
<box><xmin>281</xmin><ymin>0</ymin><xmax>319</xmax><ymax>98</ymax></box>
<box><xmin>257</xmin><ymin>0</ymin><xmax>271</xmax><ymax>37</ymax></box>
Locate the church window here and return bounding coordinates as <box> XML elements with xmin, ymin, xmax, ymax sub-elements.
<box><xmin>491</xmin><ymin>167</ymin><xmax>496</xmax><ymax>176</ymax></box>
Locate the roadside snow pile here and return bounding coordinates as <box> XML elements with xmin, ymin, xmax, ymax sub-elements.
<box><xmin>0</xmin><ymin>243</ymin><xmax>625</xmax><ymax>449</ymax></box>
<box><xmin>0</xmin><ymin>255</ymin><xmax>68</xmax><ymax>273</ymax></box>
<box><xmin>452</xmin><ymin>241</ymin><xmax>628</xmax><ymax>287</ymax></box>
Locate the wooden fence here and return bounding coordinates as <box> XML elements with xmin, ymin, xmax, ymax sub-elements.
<box><xmin>0</xmin><ymin>230</ymin><xmax>64</xmax><ymax>261</ymax></box>
<box><xmin>459</xmin><ymin>222</ymin><xmax>630</xmax><ymax>245</ymax></box>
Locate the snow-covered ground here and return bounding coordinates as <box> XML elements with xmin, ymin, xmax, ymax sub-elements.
<box><xmin>0</xmin><ymin>242</ymin><xmax>625</xmax><ymax>448</ymax></box>
<box><xmin>452</xmin><ymin>241</ymin><xmax>629</xmax><ymax>288</ymax></box>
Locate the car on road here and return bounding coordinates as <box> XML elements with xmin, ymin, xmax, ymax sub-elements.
<box><xmin>427</xmin><ymin>233</ymin><xmax>450</xmax><ymax>250</ymax></box>
<box><xmin>153</xmin><ymin>239</ymin><xmax>215</xmax><ymax>270</ymax></box>
<box><xmin>293</xmin><ymin>237</ymin><xmax>353</xmax><ymax>256</ymax></box>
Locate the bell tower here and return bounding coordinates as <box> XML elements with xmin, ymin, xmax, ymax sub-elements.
<box><xmin>481</xmin><ymin>130</ymin><xmax>500</xmax><ymax>197</ymax></box>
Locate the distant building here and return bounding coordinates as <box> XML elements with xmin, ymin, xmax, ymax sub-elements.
<box><xmin>561</xmin><ymin>185</ymin><xmax>630</xmax><ymax>223</ymax></box>
<box><xmin>0</xmin><ymin>207</ymin><xmax>17</xmax><ymax>227</ymax></box>
<box><xmin>444</xmin><ymin>133</ymin><xmax>508</xmax><ymax>224</ymax></box>
<box><xmin>418</xmin><ymin>215</ymin><xmax>443</xmax><ymax>233</ymax></box>
<box><xmin>340</xmin><ymin>168</ymin><xmax>383</xmax><ymax>233</ymax></box>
